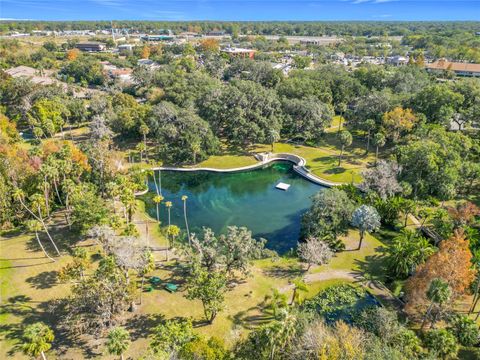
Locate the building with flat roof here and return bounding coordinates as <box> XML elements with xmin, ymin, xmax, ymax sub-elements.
<box><xmin>426</xmin><ymin>59</ymin><xmax>480</xmax><ymax>77</ymax></box>
<box><xmin>76</xmin><ymin>42</ymin><xmax>106</xmax><ymax>52</ymax></box>
<box><xmin>221</xmin><ymin>47</ymin><xmax>256</xmax><ymax>59</ymax></box>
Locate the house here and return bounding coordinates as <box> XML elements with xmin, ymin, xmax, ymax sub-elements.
<box><xmin>426</xmin><ymin>59</ymin><xmax>480</xmax><ymax>77</ymax></box>
<box><xmin>76</xmin><ymin>42</ymin><xmax>106</xmax><ymax>52</ymax></box>
<box><xmin>221</xmin><ymin>47</ymin><xmax>256</xmax><ymax>59</ymax></box>
<box><xmin>387</xmin><ymin>56</ymin><xmax>409</xmax><ymax>66</ymax></box>
<box><xmin>118</xmin><ymin>44</ymin><xmax>134</xmax><ymax>54</ymax></box>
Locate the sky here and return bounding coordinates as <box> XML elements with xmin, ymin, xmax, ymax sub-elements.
<box><xmin>1</xmin><ymin>0</ymin><xmax>479</xmax><ymax>21</ymax></box>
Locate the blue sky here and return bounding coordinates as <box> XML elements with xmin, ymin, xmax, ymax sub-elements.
<box><xmin>1</xmin><ymin>0</ymin><xmax>479</xmax><ymax>21</ymax></box>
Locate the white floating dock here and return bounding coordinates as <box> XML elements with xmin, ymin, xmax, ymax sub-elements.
<box><xmin>276</xmin><ymin>182</ymin><xmax>291</xmax><ymax>191</ymax></box>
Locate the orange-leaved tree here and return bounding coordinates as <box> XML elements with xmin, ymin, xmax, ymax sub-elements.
<box><xmin>404</xmin><ymin>229</ymin><xmax>475</xmax><ymax>318</ymax></box>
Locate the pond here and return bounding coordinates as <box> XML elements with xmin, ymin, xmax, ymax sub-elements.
<box><xmin>144</xmin><ymin>161</ymin><xmax>325</xmax><ymax>254</ymax></box>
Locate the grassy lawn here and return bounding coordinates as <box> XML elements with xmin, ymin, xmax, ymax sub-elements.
<box><xmin>193</xmin><ymin>153</ymin><xmax>258</xmax><ymax>169</ymax></box>
<box><xmin>255</xmin><ymin>140</ymin><xmax>373</xmax><ymax>183</ymax></box>
<box><xmin>0</xmin><ymin>211</ymin><xmax>388</xmax><ymax>358</ymax></box>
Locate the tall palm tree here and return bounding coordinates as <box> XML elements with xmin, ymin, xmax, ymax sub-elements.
<box><xmin>26</xmin><ymin>220</ymin><xmax>55</xmax><ymax>262</ymax></box>
<box><xmin>165</xmin><ymin>201</ymin><xmax>172</xmax><ymax>259</ymax></box>
<box><xmin>422</xmin><ymin>278</ymin><xmax>451</xmax><ymax>329</ymax></box>
<box><xmin>290</xmin><ymin>279</ymin><xmax>308</xmax><ymax>305</ymax></box>
<box><xmin>22</xmin><ymin>322</ymin><xmax>54</xmax><ymax>360</ymax></box>
<box><xmin>152</xmin><ymin>195</ymin><xmax>164</xmax><ymax>223</ymax></box>
<box><xmin>182</xmin><ymin>195</ymin><xmax>191</xmax><ymax>246</ymax></box>
<box><xmin>106</xmin><ymin>327</ymin><xmax>130</xmax><ymax>360</ymax></box>
<box><xmin>14</xmin><ymin>189</ymin><xmax>60</xmax><ymax>256</ymax></box>
<box><xmin>139</xmin><ymin>123</ymin><xmax>150</xmax><ymax>161</ymax></box>
<box><xmin>167</xmin><ymin>225</ymin><xmax>180</xmax><ymax>248</ymax></box>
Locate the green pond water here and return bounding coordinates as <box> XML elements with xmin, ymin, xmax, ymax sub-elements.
<box><xmin>145</xmin><ymin>161</ymin><xmax>325</xmax><ymax>253</ymax></box>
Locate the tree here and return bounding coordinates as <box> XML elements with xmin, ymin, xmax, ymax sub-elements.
<box><xmin>360</xmin><ymin>160</ymin><xmax>402</xmax><ymax>200</ymax></box>
<box><xmin>150</xmin><ymin>319</ymin><xmax>196</xmax><ymax>355</ymax></box>
<box><xmin>26</xmin><ymin>219</ymin><xmax>55</xmax><ymax>262</ymax></box>
<box><xmin>265</xmin><ymin>289</ymin><xmax>288</xmax><ymax>318</ymax></box>
<box><xmin>147</xmin><ymin>102</ymin><xmax>219</xmax><ymax>164</ymax></box>
<box><xmin>182</xmin><ymin>195</ymin><xmax>191</xmax><ymax>246</ymax></box>
<box><xmin>382</xmin><ymin>107</ymin><xmax>417</xmax><ymax>142</ymax></box>
<box><xmin>27</xmin><ymin>98</ymin><xmax>69</xmax><ymax>138</ymax></box>
<box><xmin>372</xmin><ymin>133</ymin><xmax>386</xmax><ymax>164</ymax></box>
<box><xmin>22</xmin><ymin>323</ymin><xmax>54</xmax><ymax>360</ymax></box>
<box><xmin>399</xmin><ymin>198</ymin><xmax>416</xmax><ymax>227</ymax></box>
<box><xmin>362</xmin><ymin>118</ymin><xmax>376</xmax><ymax>153</ymax></box>
<box><xmin>199</xmin><ymin>38</ymin><xmax>220</xmax><ymax>53</ymax></box>
<box><xmin>405</xmin><ymin>230</ymin><xmax>475</xmax><ymax>318</ymax></box>
<box><xmin>138</xmin><ymin>123</ymin><xmax>150</xmax><ymax>161</ymax></box>
<box><xmin>106</xmin><ymin>327</ymin><xmax>130</xmax><ymax>360</ymax></box>
<box><xmin>292</xmin><ymin>55</ymin><xmax>311</xmax><ymax>69</ymax></box>
<box><xmin>385</xmin><ymin>229</ymin><xmax>436</xmax><ymax>278</ymax></box>
<box><xmin>13</xmin><ymin>189</ymin><xmax>60</xmax><ymax>256</ymax></box>
<box><xmin>422</xmin><ymin>278</ymin><xmax>451</xmax><ymax>329</ymax></box>
<box><xmin>281</xmin><ymin>97</ymin><xmax>333</xmax><ymax>142</ymax></box>
<box><xmin>301</xmin><ymin>188</ymin><xmax>354</xmax><ymax>242</ymax></box>
<box><xmin>198</xmin><ymin>80</ymin><xmax>281</xmax><ymax>147</ymax></box>
<box><xmin>189</xmin><ymin>226</ymin><xmax>266</xmax><ymax>278</ymax></box>
<box><xmin>290</xmin><ymin>279</ymin><xmax>308</xmax><ymax>305</ymax></box>
<box><xmin>351</xmin><ymin>205</ymin><xmax>381</xmax><ymax>250</ymax></box>
<box><xmin>66</xmin><ymin>48</ymin><xmax>79</xmax><ymax>61</ymax></box>
<box><xmin>297</xmin><ymin>237</ymin><xmax>333</xmax><ymax>271</ymax></box>
<box><xmin>185</xmin><ymin>265</ymin><xmax>227</xmax><ymax>323</ymax></box>
<box><xmin>424</xmin><ymin>329</ymin><xmax>458</xmax><ymax>359</ymax></box>
<box><xmin>165</xmin><ymin>201</ymin><xmax>172</xmax><ymax>251</ymax></box>
<box><xmin>449</xmin><ymin>315</ymin><xmax>480</xmax><ymax>346</ymax></box>
<box><xmin>338</xmin><ymin>130</ymin><xmax>352</xmax><ymax>166</ymax></box>
<box><xmin>266</xmin><ymin>129</ymin><xmax>280</xmax><ymax>152</ymax></box>
<box><xmin>412</xmin><ymin>84</ymin><xmax>464</xmax><ymax>126</ymax></box>
<box><xmin>140</xmin><ymin>45</ymin><xmax>150</xmax><ymax>59</ymax></box>
<box><xmin>152</xmin><ymin>194</ymin><xmax>164</xmax><ymax>223</ymax></box>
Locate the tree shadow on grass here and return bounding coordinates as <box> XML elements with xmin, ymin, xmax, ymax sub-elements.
<box><xmin>262</xmin><ymin>264</ymin><xmax>306</xmax><ymax>280</ymax></box>
<box><xmin>125</xmin><ymin>313</ymin><xmax>166</xmax><ymax>340</ymax></box>
<box><xmin>230</xmin><ymin>299</ymin><xmax>274</xmax><ymax>330</ymax></box>
<box><xmin>25</xmin><ymin>270</ymin><xmax>58</xmax><ymax>289</ymax></box>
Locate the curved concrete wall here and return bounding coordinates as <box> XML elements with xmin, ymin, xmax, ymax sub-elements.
<box><xmin>149</xmin><ymin>152</ymin><xmax>343</xmax><ymax>188</ymax></box>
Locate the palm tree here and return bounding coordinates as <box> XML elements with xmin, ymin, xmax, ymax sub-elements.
<box><xmin>14</xmin><ymin>189</ymin><xmax>60</xmax><ymax>256</ymax></box>
<box><xmin>386</xmin><ymin>229</ymin><xmax>435</xmax><ymax>278</ymax></box>
<box><xmin>400</xmin><ymin>199</ymin><xmax>416</xmax><ymax>227</ymax></box>
<box><xmin>165</xmin><ymin>201</ymin><xmax>172</xmax><ymax>259</ymax></box>
<box><xmin>22</xmin><ymin>322</ymin><xmax>54</xmax><ymax>360</ymax></box>
<box><xmin>290</xmin><ymin>279</ymin><xmax>308</xmax><ymax>305</ymax></box>
<box><xmin>265</xmin><ymin>289</ymin><xmax>288</xmax><ymax>318</ymax></box>
<box><xmin>26</xmin><ymin>220</ymin><xmax>55</xmax><ymax>262</ymax></box>
<box><xmin>106</xmin><ymin>327</ymin><xmax>130</xmax><ymax>360</ymax></box>
<box><xmin>338</xmin><ymin>130</ymin><xmax>352</xmax><ymax>166</ymax></box>
<box><xmin>152</xmin><ymin>195</ymin><xmax>164</xmax><ymax>223</ymax></box>
<box><xmin>373</xmin><ymin>133</ymin><xmax>386</xmax><ymax>165</ymax></box>
<box><xmin>182</xmin><ymin>195</ymin><xmax>191</xmax><ymax>246</ymax></box>
<box><xmin>139</xmin><ymin>123</ymin><xmax>150</xmax><ymax>161</ymax></box>
<box><xmin>422</xmin><ymin>278</ymin><xmax>451</xmax><ymax>329</ymax></box>
<box><xmin>167</xmin><ymin>225</ymin><xmax>180</xmax><ymax>248</ymax></box>
<box><xmin>363</xmin><ymin>118</ymin><xmax>376</xmax><ymax>154</ymax></box>
<box><xmin>268</xmin><ymin>309</ymin><xmax>298</xmax><ymax>360</ymax></box>
<box><xmin>191</xmin><ymin>141</ymin><xmax>201</xmax><ymax>164</ymax></box>
<box><xmin>136</xmin><ymin>142</ymin><xmax>146</xmax><ymax>162</ymax></box>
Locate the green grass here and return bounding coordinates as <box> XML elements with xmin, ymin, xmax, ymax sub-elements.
<box><xmin>194</xmin><ymin>154</ymin><xmax>258</xmax><ymax>169</ymax></box>
<box><xmin>0</xmin><ymin>204</ymin><xmax>390</xmax><ymax>358</ymax></box>
<box><xmin>256</xmin><ymin>140</ymin><xmax>373</xmax><ymax>184</ymax></box>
